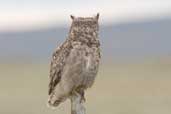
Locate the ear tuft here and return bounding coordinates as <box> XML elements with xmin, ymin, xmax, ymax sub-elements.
<box><xmin>70</xmin><ymin>15</ymin><xmax>75</xmax><ymax>20</ymax></box>
<box><xmin>96</xmin><ymin>13</ymin><xmax>100</xmax><ymax>20</ymax></box>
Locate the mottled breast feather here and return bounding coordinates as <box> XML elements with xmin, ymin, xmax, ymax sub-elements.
<box><xmin>61</xmin><ymin>42</ymin><xmax>101</xmax><ymax>90</ymax></box>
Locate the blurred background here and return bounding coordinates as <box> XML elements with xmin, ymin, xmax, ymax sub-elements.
<box><xmin>0</xmin><ymin>0</ymin><xmax>171</xmax><ymax>114</ymax></box>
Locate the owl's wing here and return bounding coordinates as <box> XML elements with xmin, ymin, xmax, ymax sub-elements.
<box><xmin>48</xmin><ymin>47</ymin><xmax>63</xmax><ymax>95</ymax></box>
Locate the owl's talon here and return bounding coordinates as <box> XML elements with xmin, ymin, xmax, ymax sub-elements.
<box><xmin>80</xmin><ymin>96</ymin><xmax>86</xmax><ymax>103</ymax></box>
<box><xmin>80</xmin><ymin>90</ymin><xmax>86</xmax><ymax>103</ymax></box>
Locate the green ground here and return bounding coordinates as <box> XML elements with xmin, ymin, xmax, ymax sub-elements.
<box><xmin>0</xmin><ymin>61</ymin><xmax>171</xmax><ymax>114</ymax></box>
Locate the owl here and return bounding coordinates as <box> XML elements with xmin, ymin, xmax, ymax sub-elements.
<box><xmin>48</xmin><ymin>13</ymin><xmax>101</xmax><ymax>108</ymax></box>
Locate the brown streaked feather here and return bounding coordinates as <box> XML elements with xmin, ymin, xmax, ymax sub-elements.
<box><xmin>48</xmin><ymin>47</ymin><xmax>62</xmax><ymax>95</ymax></box>
<box><xmin>48</xmin><ymin>40</ymin><xmax>72</xmax><ymax>95</ymax></box>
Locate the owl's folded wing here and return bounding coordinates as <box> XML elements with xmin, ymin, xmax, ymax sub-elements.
<box><xmin>48</xmin><ymin>47</ymin><xmax>63</xmax><ymax>95</ymax></box>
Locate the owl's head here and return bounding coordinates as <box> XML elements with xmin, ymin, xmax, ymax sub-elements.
<box><xmin>70</xmin><ymin>13</ymin><xmax>99</xmax><ymax>33</ymax></box>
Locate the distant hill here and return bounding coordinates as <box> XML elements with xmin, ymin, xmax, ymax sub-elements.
<box><xmin>0</xmin><ymin>18</ymin><xmax>171</xmax><ymax>62</ymax></box>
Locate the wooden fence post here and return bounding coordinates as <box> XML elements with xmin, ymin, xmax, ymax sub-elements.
<box><xmin>70</xmin><ymin>92</ymin><xmax>85</xmax><ymax>114</ymax></box>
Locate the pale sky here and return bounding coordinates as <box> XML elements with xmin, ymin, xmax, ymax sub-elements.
<box><xmin>0</xmin><ymin>0</ymin><xmax>171</xmax><ymax>31</ymax></box>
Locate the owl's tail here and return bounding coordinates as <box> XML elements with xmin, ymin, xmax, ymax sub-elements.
<box><xmin>47</xmin><ymin>92</ymin><xmax>67</xmax><ymax>109</ymax></box>
<box><xmin>47</xmin><ymin>81</ymin><xmax>74</xmax><ymax>108</ymax></box>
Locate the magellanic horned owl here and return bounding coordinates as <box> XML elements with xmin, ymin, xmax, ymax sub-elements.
<box><xmin>48</xmin><ymin>13</ymin><xmax>101</xmax><ymax>107</ymax></box>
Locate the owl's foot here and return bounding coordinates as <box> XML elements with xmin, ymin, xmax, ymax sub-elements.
<box><xmin>71</xmin><ymin>89</ymin><xmax>85</xmax><ymax>103</ymax></box>
<box><xmin>80</xmin><ymin>90</ymin><xmax>86</xmax><ymax>103</ymax></box>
